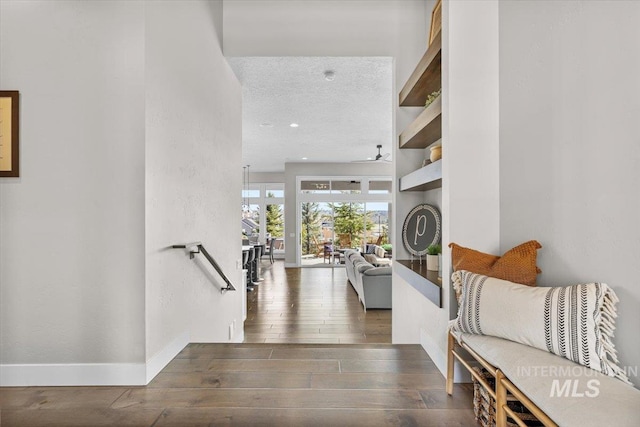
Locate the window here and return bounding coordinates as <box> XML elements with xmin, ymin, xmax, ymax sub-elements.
<box><xmin>241</xmin><ymin>184</ymin><xmax>285</xmax><ymax>252</ymax></box>
<box><xmin>331</xmin><ymin>180</ymin><xmax>361</xmax><ymax>195</ymax></box>
<box><xmin>301</xmin><ymin>180</ymin><xmax>331</xmax><ymax>194</ymax></box>
<box><xmin>369</xmin><ymin>180</ymin><xmax>392</xmax><ymax>194</ymax></box>
<box><xmin>297</xmin><ymin>177</ymin><xmax>392</xmax><ymax>266</ymax></box>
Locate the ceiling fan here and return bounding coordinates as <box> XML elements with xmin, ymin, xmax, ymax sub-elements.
<box><xmin>352</xmin><ymin>144</ymin><xmax>391</xmax><ymax>163</ymax></box>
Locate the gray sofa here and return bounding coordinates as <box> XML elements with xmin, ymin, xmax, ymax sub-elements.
<box><xmin>364</xmin><ymin>244</ymin><xmax>391</xmax><ymax>266</ymax></box>
<box><xmin>344</xmin><ymin>250</ymin><xmax>392</xmax><ymax>310</ymax></box>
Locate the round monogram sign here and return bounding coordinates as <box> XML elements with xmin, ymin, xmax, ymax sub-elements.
<box><xmin>402</xmin><ymin>204</ymin><xmax>441</xmax><ymax>256</ymax></box>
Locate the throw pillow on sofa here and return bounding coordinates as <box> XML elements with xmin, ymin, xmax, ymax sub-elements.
<box><xmin>450</xmin><ymin>270</ymin><xmax>630</xmax><ymax>384</ymax></box>
<box><xmin>374</xmin><ymin>245</ymin><xmax>386</xmax><ymax>259</ymax></box>
<box><xmin>363</xmin><ymin>254</ymin><xmax>378</xmax><ymax>265</ymax></box>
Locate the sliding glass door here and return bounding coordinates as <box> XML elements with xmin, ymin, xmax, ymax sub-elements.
<box><xmin>297</xmin><ymin>177</ymin><xmax>391</xmax><ymax>267</ymax></box>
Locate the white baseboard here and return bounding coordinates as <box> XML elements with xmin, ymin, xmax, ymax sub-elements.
<box><xmin>0</xmin><ymin>362</ymin><xmax>146</xmax><ymax>386</ymax></box>
<box><xmin>0</xmin><ymin>330</ymin><xmax>190</xmax><ymax>387</ymax></box>
<box><xmin>145</xmin><ymin>329</ymin><xmax>190</xmax><ymax>383</ymax></box>
<box><xmin>419</xmin><ymin>328</ymin><xmax>470</xmax><ymax>383</ymax></box>
<box><xmin>284</xmin><ymin>262</ymin><xmax>298</xmax><ymax>268</ymax></box>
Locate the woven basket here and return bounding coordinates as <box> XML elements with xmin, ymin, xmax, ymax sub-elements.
<box><xmin>472</xmin><ymin>367</ymin><xmax>543</xmax><ymax>427</ymax></box>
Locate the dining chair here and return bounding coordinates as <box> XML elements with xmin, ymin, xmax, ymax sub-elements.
<box><xmin>323</xmin><ymin>243</ymin><xmax>335</xmax><ymax>263</ymax></box>
<box><xmin>263</xmin><ymin>238</ymin><xmax>276</xmax><ymax>264</ymax></box>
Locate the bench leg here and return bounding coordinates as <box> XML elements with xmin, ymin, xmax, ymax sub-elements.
<box><xmin>496</xmin><ymin>369</ymin><xmax>507</xmax><ymax>427</ymax></box>
<box><xmin>446</xmin><ymin>331</ymin><xmax>455</xmax><ymax>395</ymax></box>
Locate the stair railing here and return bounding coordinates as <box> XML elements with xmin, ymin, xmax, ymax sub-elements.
<box><xmin>172</xmin><ymin>242</ymin><xmax>236</xmax><ymax>292</ymax></box>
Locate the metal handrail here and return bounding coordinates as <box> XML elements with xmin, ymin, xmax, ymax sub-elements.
<box><xmin>172</xmin><ymin>242</ymin><xmax>236</xmax><ymax>292</ymax></box>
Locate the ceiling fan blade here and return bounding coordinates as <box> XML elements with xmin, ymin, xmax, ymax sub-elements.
<box><xmin>351</xmin><ymin>145</ymin><xmax>391</xmax><ymax>163</ymax></box>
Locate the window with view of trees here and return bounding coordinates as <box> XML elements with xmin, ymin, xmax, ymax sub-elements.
<box><xmin>266</xmin><ymin>194</ymin><xmax>284</xmax><ymax>239</ymax></box>
<box><xmin>301</xmin><ymin>202</ymin><xmax>321</xmax><ymax>256</ymax></box>
<box><xmin>297</xmin><ymin>178</ymin><xmax>391</xmax><ymax>266</ymax></box>
<box><xmin>330</xmin><ymin>202</ymin><xmax>372</xmax><ymax>249</ymax></box>
<box><xmin>241</xmin><ymin>185</ymin><xmax>285</xmax><ymax>251</ymax></box>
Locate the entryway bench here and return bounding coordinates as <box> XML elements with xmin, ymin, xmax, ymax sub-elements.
<box><xmin>447</xmin><ymin>331</ymin><xmax>640</xmax><ymax>426</ymax></box>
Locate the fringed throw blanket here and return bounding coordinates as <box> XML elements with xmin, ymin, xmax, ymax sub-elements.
<box><xmin>450</xmin><ymin>270</ymin><xmax>630</xmax><ymax>384</ymax></box>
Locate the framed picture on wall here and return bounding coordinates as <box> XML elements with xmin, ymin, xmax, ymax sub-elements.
<box><xmin>0</xmin><ymin>91</ymin><xmax>19</xmax><ymax>177</ymax></box>
<box><xmin>402</xmin><ymin>204</ymin><xmax>441</xmax><ymax>256</ymax></box>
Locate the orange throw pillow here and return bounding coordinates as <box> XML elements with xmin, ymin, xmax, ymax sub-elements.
<box><xmin>449</xmin><ymin>240</ymin><xmax>542</xmax><ymax>286</ymax></box>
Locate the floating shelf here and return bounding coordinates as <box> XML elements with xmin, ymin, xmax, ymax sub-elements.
<box><xmin>399</xmin><ymin>160</ymin><xmax>442</xmax><ymax>192</ymax></box>
<box><xmin>395</xmin><ymin>260</ymin><xmax>442</xmax><ymax>308</ymax></box>
<box><xmin>399</xmin><ymin>96</ymin><xmax>442</xmax><ymax>149</ymax></box>
<box><xmin>399</xmin><ymin>32</ymin><xmax>442</xmax><ymax>107</ymax></box>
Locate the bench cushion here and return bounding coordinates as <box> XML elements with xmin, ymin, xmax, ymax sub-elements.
<box><xmin>457</xmin><ymin>333</ymin><xmax>640</xmax><ymax>427</ymax></box>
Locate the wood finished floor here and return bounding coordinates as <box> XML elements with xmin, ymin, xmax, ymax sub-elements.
<box><xmin>245</xmin><ymin>262</ymin><xmax>391</xmax><ymax>344</ymax></box>
<box><xmin>0</xmin><ymin>262</ymin><xmax>477</xmax><ymax>426</ymax></box>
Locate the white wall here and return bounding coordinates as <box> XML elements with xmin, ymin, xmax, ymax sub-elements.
<box><xmin>392</xmin><ymin>1</ymin><xmax>500</xmax><ymax>381</ymax></box>
<box><xmin>249</xmin><ymin>172</ymin><xmax>285</xmax><ymax>184</ymax></box>
<box><xmin>145</xmin><ymin>0</ymin><xmax>243</xmax><ymax>375</ymax></box>
<box><xmin>0</xmin><ymin>0</ymin><xmax>147</xmax><ymax>383</ymax></box>
<box><xmin>0</xmin><ymin>0</ymin><xmax>242</xmax><ymax>386</ymax></box>
<box><xmin>499</xmin><ymin>0</ymin><xmax>640</xmax><ymax>387</ymax></box>
<box><xmin>224</xmin><ymin>0</ymin><xmax>427</xmax><ymax>57</ymax></box>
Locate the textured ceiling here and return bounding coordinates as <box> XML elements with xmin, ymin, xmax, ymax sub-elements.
<box><xmin>228</xmin><ymin>57</ymin><xmax>393</xmax><ymax>172</ymax></box>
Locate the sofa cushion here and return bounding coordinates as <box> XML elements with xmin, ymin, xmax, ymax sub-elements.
<box><xmin>451</xmin><ymin>271</ymin><xmax>630</xmax><ymax>383</ymax></box>
<box><xmin>457</xmin><ymin>333</ymin><xmax>640</xmax><ymax>427</ymax></box>
<box><xmin>356</xmin><ymin>262</ymin><xmax>374</xmax><ymax>274</ymax></box>
<box><xmin>449</xmin><ymin>240</ymin><xmax>541</xmax><ymax>286</ymax></box>
<box><xmin>363</xmin><ymin>266</ymin><xmax>392</xmax><ymax>276</ymax></box>
<box><xmin>350</xmin><ymin>255</ymin><xmax>366</xmax><ymax>264</ymax></box>
<box><xmin>374</xmin><ymin>245</ymin><xmax>386</xmax><ymax>259</ymax></box>
<box><xmin>344</xmin><ymin>251</ymin><xmax>357</xmax><ymax>262</ymax></box>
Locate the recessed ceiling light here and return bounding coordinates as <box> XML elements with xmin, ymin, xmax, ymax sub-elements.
<box><xmin>260</xmin><ymin>122</ymin><xmax>273</xmax><ymax>128</ymax></box>
<box><xmin>302</xmin><ymin>157</ymin><xmax>308</xmax><ymax>160</ymax></box>
<box><xmin>367</xmin><ymin>157</ymin><xmax>372</xmax><ymax>160</ymax></box>
<box><xmin>289</xmin><ymin>123</ymin><xmax>299</xmax><ymax>128</ymax></box>
<box><xmin>324</xmin><ymin>70</ymin><xmax>336</xmax><ymax>81</ymax></box>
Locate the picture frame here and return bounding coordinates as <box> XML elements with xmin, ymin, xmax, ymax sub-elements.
<box><xmin>0</xmin><ymin>91</ymin><xmax>19</xmax><ymax>177</ymax></box>
<box><xmin>402</xmin><ymin>204</ymin><xmax>441</xmax><ymax>256</ymax></box>
<box><xmin>429</xmin><ymin>0</ymin><xmax>442</xmax><ymax>46</ymax></box>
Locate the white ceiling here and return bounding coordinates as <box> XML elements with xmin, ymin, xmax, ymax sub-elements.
<box><xmin>228</xmin><ymin>57</ymin><xmax>393</xmax><ymax>172</ymax></box>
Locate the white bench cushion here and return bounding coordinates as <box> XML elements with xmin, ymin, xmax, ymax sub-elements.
<box><xmin>458</xmin><ymin>333</ymin><xmax>640</xmax><ymax>427</ymax></box>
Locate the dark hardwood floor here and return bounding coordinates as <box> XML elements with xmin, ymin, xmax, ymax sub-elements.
<box><xmin>245</xmin><ymin>262</ymin><xmax>391</xmax><ymax>344</ymax></box>
<box><xmin>0</xmin><ymin>262</ymin><xmax>477</xmax><ymax>426</ymax></box>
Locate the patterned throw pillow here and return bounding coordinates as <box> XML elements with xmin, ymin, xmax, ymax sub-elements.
<box><xmin>449</xmin><ymin>240</ymin><xmax>542</xmax><ymax>286</ymax></box>
<box><xmin>450</xmin><ymin>271</ymin><xmax>631</xmax><ymax>384</ymax></box>
<box><xmin>363</xmin><ymin>254</ymin><xmax>378</xmax><ymax>265</ymax></box>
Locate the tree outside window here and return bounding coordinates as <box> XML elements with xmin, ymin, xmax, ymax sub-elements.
<box><xmin>301</xmin><ymin>202</ymin><xmax>321</xmax><ymax>255</ymax></box>
<box><xmin>331</xmin><ymin>202</ymin><xmax>372</xmax><ymax>249</ymax></box>
<box><xmin>266</xmin><ymin>193</ymin><xmax>284</xmax><ymax>239</ymax></box>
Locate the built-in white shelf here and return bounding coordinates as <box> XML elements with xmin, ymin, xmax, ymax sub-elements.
<box><xmin>399</xmin><ymin>159</ymin><xmax>442</xmax><ymax>192</ymax></box>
